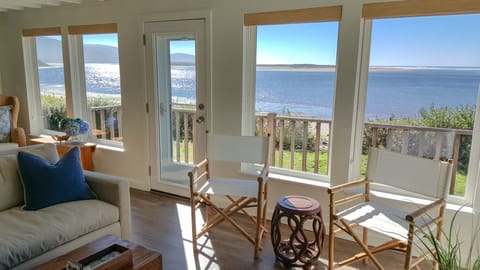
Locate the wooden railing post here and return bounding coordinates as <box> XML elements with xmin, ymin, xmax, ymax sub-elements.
<box><xmin>175</xmin><ymin>111</ymin><xmax>181</xmax><ymax>162</ymax></box>
<box><xmin>183</xmin><ymin>112</ymin><xmax>189</xmax><ymax>163</ymax></box>
<box><xmin>450</xmin><ymin>133</ymin><xmax>461</xmax><ymax>194</ymax></box>
<box><xmin>266</xmin><ymin>113</ymin><xmax>276</xmax><ymax>167</ymax></box>
<box><xmin>279</xmin><ymin>119</ymin><xmax>285</xmax><ymax>168</ymax></box>
<box><xmin>434</xmin><ymin>133</ymin><xmax>443</xmax><ymax>160</ymax></box>
<box><xmin>302</xmin><ymin>121</ymin><xmax>308</xmax><ymax>172</ymax></box>
<box><xmin>314</xmin><ymin>121</ymin><xmax>321</xmax><ymax>174</ymax></box>
<box><xmin>371</xmin><ymin>127</ymin><xmax>378</xmax><ymax>147</ymax></box>
<box><xmin>401</xmin><ymin>128</ymin><xmax>409</xmax><ymax>154</ymax></box>
<box><xmin>117</xmin><ymin>108</ymin><xmax>123</xmax><ymax>140</ymax></box>
<box><xmin>290</xmin><ymin>120</ymin><xmax>296</xmax><ymax>170</ymax></box>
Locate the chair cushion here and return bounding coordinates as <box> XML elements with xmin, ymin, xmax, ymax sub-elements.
<box><xmin>0</xmin><ymin>105</ymin><xmax>11</xmax><ymax>143</ymax></box>
<box><xmin>17</xmin><ymin>147</ymin><xmax>96</xmax><ymax>211</ymax></box>
<box><xmin>0</xmin><ymin>200</ymin><xmax>119</xmax><ymax>269</ymax></box>
<box><xmin>0</xmin><ymin>155</ymin><xmax>23</xmax><ymax>211</ymax></box>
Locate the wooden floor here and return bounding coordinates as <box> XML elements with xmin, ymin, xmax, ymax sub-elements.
<box><xmin>130</xmin><ymin>189</ymin><xmax>431</xmax><ymax>270</ymax></box>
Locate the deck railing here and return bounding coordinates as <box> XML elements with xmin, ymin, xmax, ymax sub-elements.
<box><xmin>90</xmin><ymin>104</ymin><xmax>472</xmax><ymax>195</ymax></box>
<box><xmin>89</xmin><ymin>105</ymin><xmax>122</xmax><ymax>141</ymax></box>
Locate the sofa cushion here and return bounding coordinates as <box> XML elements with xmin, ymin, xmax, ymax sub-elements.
<box><xmin>0</xmin><ymin>144</ymin><xmax>60</xmax><ymax>211</ymax></box>
<box><xmin>0</xmin><ymin>199</ymin><xmax>119</xmax><ymax>269</ymax></box>
<box><xmin>0</xmin><ymin>143</ymin><xmax>19</xmax><ymax>152</ymax></box>
<box><xmin>0</xmin><ymin>154</ymin><xmax>23</xmax><ymax>211</ymax></box>
<box><xmin>18</xmin><ymin>147</ymin><xmax>96</xmax><ymax>210</ymax></box>
<box><xmin>18</xmin><ymin>143</ymin><xmax>59</xmax><ymax>164</ymax></box>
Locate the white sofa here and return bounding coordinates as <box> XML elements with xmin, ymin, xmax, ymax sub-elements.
<box><xmin>0</xmin><ymin>144</ymin><xmax>132</xmax><ymax>270</ymax></box>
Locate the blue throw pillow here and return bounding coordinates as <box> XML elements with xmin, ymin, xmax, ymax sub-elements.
<box><xmin>17</xmin><ymin>147</ymin><xmax>96</xmax><ymax>211</ymax></box>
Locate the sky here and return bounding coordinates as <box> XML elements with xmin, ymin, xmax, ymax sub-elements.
<box><xmin>256</xmin><ymin>13</ymin><xmax>480</xmax><ymax>67</ymax></box>
<box><xmin>48</xmin><ymin>13</ymin><xmax>480</xmax><ymax>67</ymax></box>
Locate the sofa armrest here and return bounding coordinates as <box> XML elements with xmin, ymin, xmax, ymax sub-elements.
<box><xmin>84</xmin><ymin>170</ymin><xmax>132</xmax><ymax>240</ymax></box>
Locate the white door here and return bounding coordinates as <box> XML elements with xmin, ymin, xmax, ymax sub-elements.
<box><xmin>145</xmin><ymin>19</ymin><xmax>208</xmax><ymax>196</ymax></box>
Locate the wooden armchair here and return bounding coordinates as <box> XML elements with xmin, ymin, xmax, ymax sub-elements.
<box><xmin>0</xmin><ymin>95</ymin><xmax>27</xmax><ymax>147</ymax></box>
<box><xmin>327</xmin><ymin>147</ymin><xmax>453</xmax><ymax>269</ymax></box>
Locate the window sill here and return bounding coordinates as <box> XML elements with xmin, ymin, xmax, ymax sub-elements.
<box><xmin>32</xmin><ymin>133</ymin><xmax>124</xmax><ymax>151</ymax></box>
<box><xmin>268</xmin><ymin>172</ymin><xmax>331</xmax><ymax>189</ymax></box>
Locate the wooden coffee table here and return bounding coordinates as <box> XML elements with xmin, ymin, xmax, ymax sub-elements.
<box><xmin>34</xmin><ymin>235</ymin><xmax>162</xmax><ymax>270</ymax></box>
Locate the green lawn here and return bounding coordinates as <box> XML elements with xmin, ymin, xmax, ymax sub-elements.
<box><xmin>174</xmin><ymin>142</ymin><xmax>466</xmax><ymax>196</ymax></box>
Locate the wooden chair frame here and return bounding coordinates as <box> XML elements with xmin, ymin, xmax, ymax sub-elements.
<box><xmin>327</xmin><ymin>152</ymin><xmax>452</xmax><ymax>270</ymax></box>
<box><xmin>0</xmin><ymin>95</ymin><xmax>26</xmax><ymax>146</ymax></box>
<box><xmin>188</xmin><ymin>136</ymin><xmax>269</xmax><ymax>259</ymax></box>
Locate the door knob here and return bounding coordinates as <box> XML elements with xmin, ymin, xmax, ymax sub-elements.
<box><xmin>196</xmin><ymin>116</ymin><xmax>205</xmax><ymax>124</ymax></box>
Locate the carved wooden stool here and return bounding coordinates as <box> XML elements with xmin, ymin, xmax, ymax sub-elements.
<box><xmin>271</xmin><ymin>195</ymin><xmax>325</xmax><ymax>268</ymax></box>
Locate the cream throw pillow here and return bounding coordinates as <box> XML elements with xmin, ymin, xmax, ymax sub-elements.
<box><xmin>0</xmin><ymin>154</ymin><xmax>23</xmax><ymax>211</ymax></box>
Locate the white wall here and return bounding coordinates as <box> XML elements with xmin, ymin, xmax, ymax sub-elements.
<box><xmin>0</xmin><ymin>0</ymin><xmax>478</xmax><ymax>263</ymax></box>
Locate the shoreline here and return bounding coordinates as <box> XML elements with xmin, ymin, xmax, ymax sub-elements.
<box><xmin>256</xmin><ymin>65</ymin><xmax>480</xmax><ymax>72</ymax></box>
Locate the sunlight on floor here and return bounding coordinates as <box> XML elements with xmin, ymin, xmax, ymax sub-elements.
<box><xmin>176</xmin><ymin>203</ymin><xmax>221</xmax><ymax>270</ymax></box>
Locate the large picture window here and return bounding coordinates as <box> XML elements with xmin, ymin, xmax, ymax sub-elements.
<box><xmin>244</xmin><ymin>7</ymin><xmax>341</xmax><ymax>181</ymax></box>
<box><xmin>22</xmin><ymin>28</ymin><xmax>67</xmax><ymax>133</ymax></box>
<box><xmin>23</xmin><ymin>24</ymin><xmax>123</xmax><ymax>147</ymax></box>
<box><xmin>359</xmin><ymin>12</ymin><xmax>480</xmax><ymax>201</ymax></box>
<box><xmin>69</xmin><ymin>24</ymin><xmax>122</xmax><ymax>144</ymax></box>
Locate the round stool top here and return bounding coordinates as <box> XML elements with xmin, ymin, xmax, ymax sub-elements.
<box><xmin>276</xmin><ymin>195</ymin><xmax>321</xmax><ymax>215</ymax></box>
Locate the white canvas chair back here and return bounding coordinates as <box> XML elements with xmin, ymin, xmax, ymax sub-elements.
<box><xmin>207</xmin><ymin>134</ymin><xmax>269</xmax><ymax>164</ymax></box>
<box><xmin>366</xmin><ymin>147</ymin><xmax>452</xmax><ymax>199</ymax></box>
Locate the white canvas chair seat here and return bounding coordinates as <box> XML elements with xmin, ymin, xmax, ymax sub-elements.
<box><xmin>337</xmin><ymin>201</ymin><xmax>409</xmax><ymax>241</ymax></box>
<box><xmin>337</xmin><ymin>201</ymin><xmax>431</xmax><ymax>242</ymax></box>
<box><xmin>196</xmin><ymin>177</ymin><xmax>259</xmax><ymax>198</ymax></box>
<box><xmin>188</xmin><ymin>134</ymin><xmax>270</xmax><ymax>259</ymax></box>
<box><xmin>328</xmin><ymin>147</ymin><xmax>453</xmax><ymax>270</ymax></box>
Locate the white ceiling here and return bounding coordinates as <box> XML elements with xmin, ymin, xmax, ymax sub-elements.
<box><xmin>0</xmin><ymin>0</ymin><xmax>83</xmax><ymax>12</ymax></box>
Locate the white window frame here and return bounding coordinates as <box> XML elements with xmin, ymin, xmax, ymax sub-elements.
<box><xmin>68</xmin><ymin>32</ymin><xmax>123</xmax><ymax>148</ymax></box>
<box><xmin>354</xmin><ymin>17</ymin><xmax>480</xmax><ymax>206</ymax></box>
<box><xmin>23</xmin><ymin>33</ymin><xmax>70</xmax><ymax>137</ymax></box>
<box><xmin>242</xmin><ymin>23</ymin><xmax>337</xmax><ymax>183</ymax></box>
<box><xmin>23</xmin><ymin>26</ymin><xmax>124</xmax><ymax>148</ymax></box>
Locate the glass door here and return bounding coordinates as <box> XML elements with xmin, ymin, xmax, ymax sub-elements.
<box><xmin>145</xmin><ymin>19</ymin><xmax>207</xmax><ymax>196</ymax></box>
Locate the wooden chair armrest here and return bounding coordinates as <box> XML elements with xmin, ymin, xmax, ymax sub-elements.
<box><xmin>328</xmin><ymin>178</ymin><xmax>369</xmax><ymax>194</ymax></box>
<box><xmin>189</xmin><ymin>158</ymin><xmax>208</xmax><ymax>174</ymax></box>
<box><xmin>188</xmin><ymin>158</ymin><xmax>209</xmax><ymax>185</ymax></box>
<box><xmin>12</xmin><ymin>127</ymin><xmax>26</xmax><ymax>147</ymax></box>
<box><xmin>257</xmin><ymin>163</ymin><xmax>269</xmax><ymax>184</ymax></box>
<box><xmin>406</xmin><ymin>198</ymin><xmax>446</xmax><ymax>222</ymax></box>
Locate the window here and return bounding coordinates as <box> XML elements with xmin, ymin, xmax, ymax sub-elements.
<box><xmin>359</xmin><ymin>2</ymin><xmax>480</xmax><ymax>202</ymax></box>
<box><xmin>22</xmin><ymin>28</ymin><xmax>67</xmax><ymax>133</ymax></box>
<box><xmin>243</xmin><ymin>7</ymin><xmax>341</xmax><ymax>181</ymax></box>
<box><xmin>69</xmin><ymin>24</ymin><xmax>122</xmax><ymax>144</ymax></box>
<box><xmin>23</xmin><ymin>24</ymin><xmax>122</xmax><ymax>146</ymax></box>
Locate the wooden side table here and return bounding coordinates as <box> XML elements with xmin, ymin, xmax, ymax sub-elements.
<box><xmin>271</xmin><ymin>195</ymin><xmax>326</xmax><ymax>268</ymax></box>
<box><xmin>29</xmin><ymin>137</ymin><xmax>97</xmax><ymax>171</ymax></box>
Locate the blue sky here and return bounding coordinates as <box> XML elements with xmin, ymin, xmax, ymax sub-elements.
<box><xmin>83</xmin><ymin>34</ymin><xmax>118</xmax><ymax>47</ymax></box>
<box><xmin>256</xmin><ymin>13</ymin><xmax>480</xmax><ymax>67</ymax></box>
<box><xmin>51</xmin><ymin>13</ymin><xmax>480</xmax><ymax>67</ymax></box>
<box><xmin>256</xmin><ymin>22</ymin><xmax>339</xmax><ymax>65</ymax></box>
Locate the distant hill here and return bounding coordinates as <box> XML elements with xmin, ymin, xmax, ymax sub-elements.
<box><xmin>36</xmin><ymin>37</ymin><xmax>118</xmax><ymax>64</ymax></box>
<box><xmin>36</xmin><ymin>37</ymin><xmax>196</xmax><ymax>65</ymax></box>
<box><xmin>171</xmin><ymin>53</ymin><xmax>195</xmax><ymax>65</ymax></box>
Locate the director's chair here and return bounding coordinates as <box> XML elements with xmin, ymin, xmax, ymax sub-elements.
<box><xmin>188</xmin><ymin>134</ymin><xmax>270</xmax><ymax>259</ymax></box>
<box><xmin>328</xmin><ymin>147</ymin><xmax>453</xmax><ymax>269</ymax></box>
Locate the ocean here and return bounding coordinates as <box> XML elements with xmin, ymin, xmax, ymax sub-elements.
<box><xmin>38</xmin><ymin>64</ymin><xmax>480</xmax><ymax>121</ymax></box>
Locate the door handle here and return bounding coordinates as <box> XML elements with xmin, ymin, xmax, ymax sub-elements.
<box><xmin>196</xmin><ymin>116</ymin><xmax>205</xmax><ymax>124</ymax></box>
